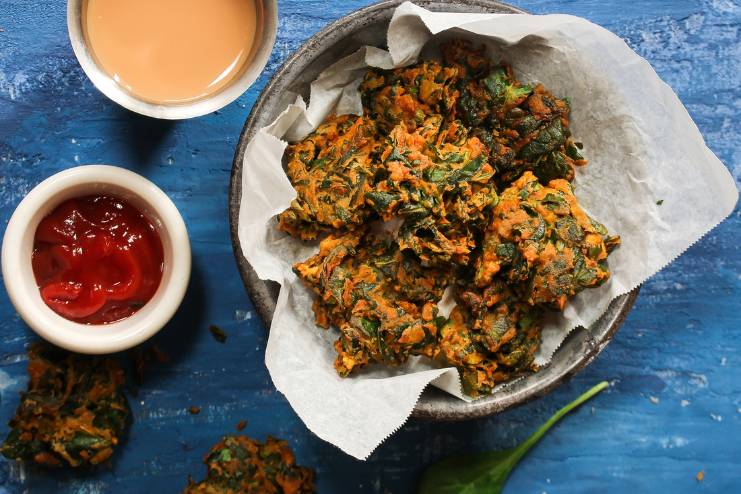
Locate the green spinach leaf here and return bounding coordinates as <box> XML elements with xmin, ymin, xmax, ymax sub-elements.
<box><xmin>417</xmin><ymin>381</ymin><xmax>608</xmax><ymax>494</ymax></box>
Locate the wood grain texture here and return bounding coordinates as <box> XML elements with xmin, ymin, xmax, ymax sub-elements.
<box><xmin>0</xmin><ymin>0</ymin><xmax>739</xmax><ymax>492</ymax></box>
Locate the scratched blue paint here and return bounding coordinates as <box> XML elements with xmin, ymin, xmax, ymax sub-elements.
<box><xmin>0</xmin><ymin>0</ymin><xmax>739</xmax><ymax>492</ymax></box>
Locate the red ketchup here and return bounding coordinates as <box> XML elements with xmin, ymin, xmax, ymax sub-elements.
<box><xmin>32</xmin><ymin>195</ymin><xmax>164</xmax><ymax>324</ymax></box>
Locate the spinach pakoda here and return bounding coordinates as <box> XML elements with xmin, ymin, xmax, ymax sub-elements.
<box><xmin>371</xmin><ymin>118</ymin><xmax>497</xmax><ymax>265</ymax></box>
<box><xmin>295</xmin><ymin>232</ymin><xmax>449</xmax><ymax>375</ymax></box>
<box><xmin>278</xmin><ymin>114</ymin><xmax>381</xmax><ymax>240</ymax></box>
<box><xmin>184</xmin><ymin>435</ymin><xmax>315</xmax><ymax>494</ymax></box>
<box><xmin>439</xmin><ymin>301</ymin><xmax>541</xmax><ymax>397</ymax></box>
<box><xmin>1</xmin><ymin>344</ymin><xmax>130</xmax><ymax>467</ymax></box>
<box><xmin>474</xmin><ymin>171</ymin><xmax>618</xmax><ymax>309</ymax></box>
<box><xmin>279</xmin><ymin>40</ymin><xmax>620</xmax><ymax>397</ymax></box>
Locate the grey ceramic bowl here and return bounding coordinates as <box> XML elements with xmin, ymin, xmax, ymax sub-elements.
<box><xmin>229</xmin><ymin>0</ymin><xmax>639</xmax><ymax>420</ymax></box>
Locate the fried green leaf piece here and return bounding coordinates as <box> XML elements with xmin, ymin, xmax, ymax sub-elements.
<box><xmin>295</xmin><ymin>232</ymin><xmax>450</xmax><ymax>375</ymax></box>
<box><xmin>475</xmin><ymin>171</ymin><xmax>618</xmax><ymax>309</ymax></box>
<box><xmin>184</xmin><ymin>435</ymin><xmax>315</xmax><ymax>494</ymax></box>
<box><xmin>1</xmin><ymin>344</ymin><xmax>130</xmax><ymax>468</ymax></box>
<box><xmin>418</xmin><ymin>382</ymin><xmax>609</xmax><ymax>494</ymax></box>
<box><xmin>483</xmin><ymin>68</ymin><xmax>534</xmax><ymax>107</ymax></box>
<box><xmin>397</xmin><ymin>217</ymin><xmax>475</xmax><ymax>267</ymax></box>
<box><xmin>278</xmin><ymin>114</ymin><xmax>381</xmax><ymax>240</ymax></box>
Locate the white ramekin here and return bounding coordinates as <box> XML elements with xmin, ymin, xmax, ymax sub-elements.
<box><xmin>1</xmin><ymin>165</ymin><xmax>191</xmax><ymax>354</ymax></box>
<box><xmin>66</xmin><ymin>0</ymin><xmax>278</xmax><ymax>120</ymax></box>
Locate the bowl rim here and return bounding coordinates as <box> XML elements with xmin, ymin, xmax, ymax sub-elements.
<box><xmin>228</xmin><ymin>0</ymin><xmax>639</xmax><ymax>420</ymax></box>
<box><xmin>1</xmin><ymin>165</ymin><xmax>191</xmax><ymax>354</ymax></box>
<box><xmin>66</xmin><ymin>0</ymin><xmax>279</xmax><ymax>120</ymax></box>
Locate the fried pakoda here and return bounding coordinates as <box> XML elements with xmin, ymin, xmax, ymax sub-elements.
<box><xmin>367</xmin><ymin>117</ymin><xmax>497</xmax><ymax>265</ymax></box>
<box><xmin>295</xmin><ymin>232</ymin><xmax>451</xmax><ymax>375</ymax></box>
<box><xmin>1</xmin><ymin>344</ymin><xmax>130</xmax><ymax>467</ymax></box>
<box><xmin>474</xmin><ymin>171</ymin><xmax>619</xmax><ymax>310</ymax></box>
<box><xmin>441</xmin><ymin>40</ymin><xmax>586</xmax><ymax>187</ymax></box>
<box><xmin>279</xmin><ymin>39</ymin><xmax>620</xmax><ymax>397</ymax></box>
<box><xmin>278</xmin><ymin>114</ymin><xmax>381</xmax><ymax>240</ymax></box>
<box><xmin>361</xmin><ymin>60</ymin><xmax>460</xmax><ymax>132</ymax></box>
<box><xmin>439</xmin><ymin>302</ymin><xmax>541</xmax><ymax>397</ymax></box>
<box><xmin>184</xmin><ymin>435</ymin><xmax>315</xmax><ymax>494</ymax></box>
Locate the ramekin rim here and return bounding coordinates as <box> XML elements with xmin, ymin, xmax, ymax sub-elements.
<box><xmin>1</xmin><ymin>164</ymin><xmax>191</xmax><ymax>354</ymax></box>
<box><xmin>66</xmin><ymin>0</ymin><xmax>279</xmax><ymax>120</ymax></box>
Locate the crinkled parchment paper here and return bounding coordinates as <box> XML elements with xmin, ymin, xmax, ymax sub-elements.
<box><xmin>237</xmin><ymin>2</ymin><xmax>738</xmax><ymax>459</ymax></box>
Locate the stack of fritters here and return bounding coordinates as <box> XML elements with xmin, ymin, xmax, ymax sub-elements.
<box><xmin>278</xmin><ymin>40</ymin><xmax>619</xmax><ymax>397</ymax></box>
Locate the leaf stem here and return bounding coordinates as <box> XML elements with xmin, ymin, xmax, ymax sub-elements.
<box><xmin>510</xmin><ymin>381</ymin><xmax>609</xmax><ymax>464</ymax></box>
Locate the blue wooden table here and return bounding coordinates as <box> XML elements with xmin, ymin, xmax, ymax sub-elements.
<box><xmin>1</xmin><ymin>0</ymin><xmax>739</xmax><ymax>492</ymax></box>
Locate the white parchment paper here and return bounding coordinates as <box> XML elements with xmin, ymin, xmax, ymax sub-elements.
<box><xmin>237</xmin><ymin>2</ymin><xmax>738</xmax><ymax>459</ymax></box>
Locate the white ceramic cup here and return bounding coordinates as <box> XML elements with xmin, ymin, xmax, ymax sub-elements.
<box><xmin>1</xmin><ymin>165</ymin><xmax>191</xmax><ymax>354</ymax></box>
<box><xmin>66</xmin><ymin>0</ymin><xmax>278</xmax><ymax>120</ymax></box>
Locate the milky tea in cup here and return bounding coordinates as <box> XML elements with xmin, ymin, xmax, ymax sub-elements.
<box><xmin>83</xmin><ymin>0</ymin><xmax>263</xmax><ymax>104</ymax></box>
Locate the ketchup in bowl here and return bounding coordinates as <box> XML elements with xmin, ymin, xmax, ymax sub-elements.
<box><xmin>32</xmin><ymin>195</ymin><xmax>164</xmax><ymax>324</ymax></box>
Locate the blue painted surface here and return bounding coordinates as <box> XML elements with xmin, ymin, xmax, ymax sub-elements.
<box><xmin>0</xmin><ymin>0</ymin><xmax>739</xmax><ymax>492</ymax></box>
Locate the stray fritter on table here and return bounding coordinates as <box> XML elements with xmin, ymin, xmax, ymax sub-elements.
<box><xmin>278</xmin><ymin>40</ymin><xmax>620</xmax><ymax>397</ymax></box>
<box><xmin>184</xmin><ymin>434</ymin><xmax>315</xmax><ymax>494</ymax></box>
<box><xmin>1</xmin><ymin>344</ymin><xmax>130</xmax><ymax>467</ymax></box>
